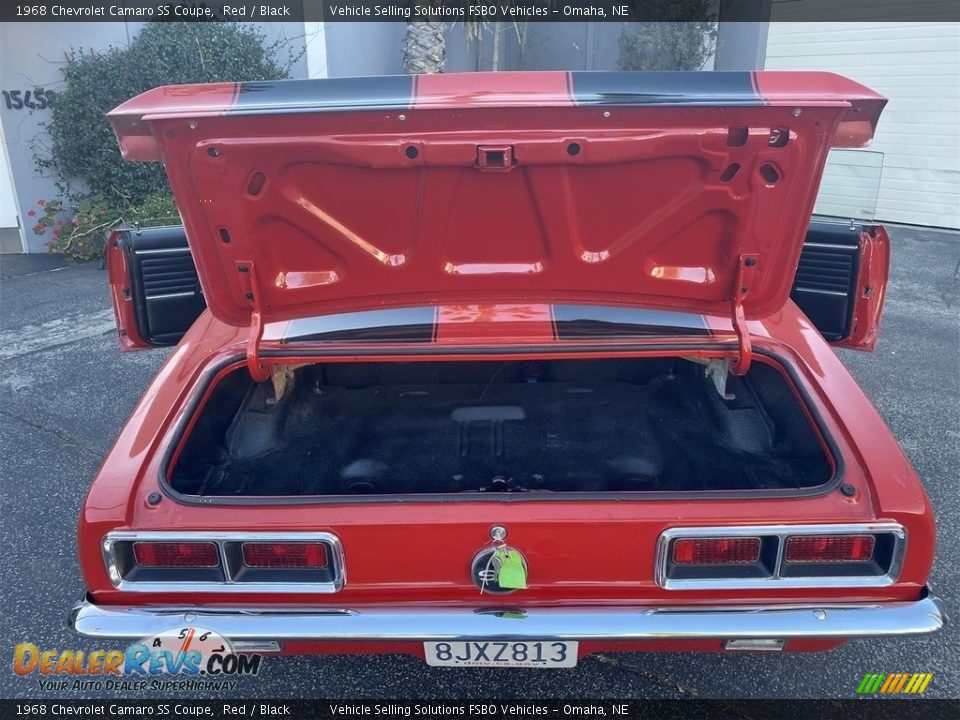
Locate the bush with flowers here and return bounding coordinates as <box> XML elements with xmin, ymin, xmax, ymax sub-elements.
<box><xmin>29</xmin><ymin>193</ymin><xmax>178</xmax><ymax>261</ymax></box>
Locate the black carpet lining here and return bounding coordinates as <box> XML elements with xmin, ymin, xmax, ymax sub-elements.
<box><xmin>170</xmin><ymin>359</ymin><xmax>831</xmax><ymax>497</ymax></box>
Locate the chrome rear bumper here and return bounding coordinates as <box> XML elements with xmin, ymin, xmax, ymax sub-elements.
<box><xmin>70</xmin><ymin>591</ymin><xmax>944</xmax><ymax>642</ymax></box>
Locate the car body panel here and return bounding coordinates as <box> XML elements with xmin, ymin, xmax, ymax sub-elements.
<box><xmin>106</xmin><ymin>227</ymin><xmax>205</xmax><ymax>350</ymax></box>
<box><xmin>108</xmin><ymin>71</ymin><xmax>886</xmax><ymax>329</ymax></box>
<box><xmin>105</xmin><ymin>230</ymin><xmax>151</xmax><ymax>351</ymax></box>
<box><xmin>788</xmin><ymin>222</ymin><xmax>890</xmax><ymax>352</ymax></box>
<box><xmin>840</xmin><ymin>224</ymin><xmax>890</xmax><ymax>351</ymax></box>
<box><xmin>78</xmin><ymin>300</ymin><xmax>934</xmax><ymax>613</ymax></box>
<box><xmin>79</xmin><ymin>72</ymin><xmax>936</xmax><ymax>655</ymax></box>
<box><xmin>106</xmin><ymin>220</ymin><xmax>891</xmax><ymax>357</ymax></box>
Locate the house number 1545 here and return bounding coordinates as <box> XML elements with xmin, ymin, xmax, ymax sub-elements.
<box><xmin>2</xmin><ymin>89</ymin><xmax>56</xmax><ymax>110</ymax></box>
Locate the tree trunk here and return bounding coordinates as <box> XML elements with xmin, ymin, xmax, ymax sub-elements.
<box><xmin>402</xmin><ymin>21</ymin><xmax>447</xmax><ymax>75</ymax></box>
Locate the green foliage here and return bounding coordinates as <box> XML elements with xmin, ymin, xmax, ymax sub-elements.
<box><xmin>34</xmin><ymin>21</ymin><xmax>299</xmax><ymax>257</ymax></box>
<box><xmin>38</xmin><ymin>21</ymin><xmax>294</xmax><ymax>207</ymax></box>
<box><xmin>126</xmin><ymin>192</ymin><xmax>180</xmax><ymax>227</ymax></box>
<box><xmin>618</xmin><ymin>3</ymin><xmax>718</xmax><ymax>71</ymax></box>
<box><xmin>30</xmin><ymin>192</ymin><xmax>179</xmax><ymax>261</ymax></box>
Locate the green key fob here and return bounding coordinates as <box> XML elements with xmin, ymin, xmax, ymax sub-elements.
<box><xmin>494</xmin><ymin>548</ymin><xmax>527</xmax><ymax>589</ymax></box>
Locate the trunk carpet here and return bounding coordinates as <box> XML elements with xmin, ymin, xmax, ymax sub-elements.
<box><xmin>171</xmin><ymin>361</ymin><xmax>830</xmax><ymax>497</ymax></box>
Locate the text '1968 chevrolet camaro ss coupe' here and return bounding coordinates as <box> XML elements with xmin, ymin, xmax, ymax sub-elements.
<box><xmin>69</xmin><ymin>71</ymin><xmax>943</xmax><ymax>667</ymax></box>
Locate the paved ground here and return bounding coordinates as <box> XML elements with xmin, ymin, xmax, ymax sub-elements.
<box><xmin>1</xmin><ymin>225</ymin><xmax>957</xmax><ymax>700</ymax></box>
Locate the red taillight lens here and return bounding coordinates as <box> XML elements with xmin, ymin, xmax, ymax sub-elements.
<box><xmin>241</xmin><ymin>542</ymin><xmax>328</xmax><ymax>568</ymax></box>
<box><xmin>784</xmin><ymin>535</ymin><xmax>875</xmax><ymax>563</ymax></box>
<box><xmin>672</xmin><ymin>537</ymin><xmax>761</xmax><ymax>565</ymax></box>
<box><xmin>133</xmin><ymin>542</ymin><xmax>219</xmax><ymax>568</ymax></box>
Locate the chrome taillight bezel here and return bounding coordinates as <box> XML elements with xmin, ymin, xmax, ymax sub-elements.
<box><xmin>102</xmin><ymin>531</ymin><xmax>345</xmax><ymax>593</ymax></box>
<box><xmin>655</xmin><ymin>523</ymin><xmax>906</xmax><ymax>590</ymax></box>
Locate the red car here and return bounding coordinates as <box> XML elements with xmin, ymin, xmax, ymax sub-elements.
<box><xmin>70</xmin><ymin>71</ymin><xmax>943</xmax><ymax>666</ymax></box>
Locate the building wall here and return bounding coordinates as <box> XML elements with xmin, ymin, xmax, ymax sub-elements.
<box><xmin>765</xmin><ymin>18</ymin><xmax>960</xmax><ymax>228</ymax></box>
<box><xmin>1</xmin><ymin>116</ymin><xmax>23</xmax><ymax>252</ymax></box>
<box><xmin>323</xmin><ymin>22</ymin><xmax>404</xmax><ymax>76</ymax></box>
<box><xmin>519</xmin><ymin>23</ymin><xmax>618</xmax><ymax>70</ymax></box>
<box><xmin>0</xmin><ymin>21</ymin><xmax>307</xmax><ymax>252</ymax></box>
<box><xmin>0</xmin><ymin>22</ymin><xmax>134</xmax><ymax>253</ymax></box>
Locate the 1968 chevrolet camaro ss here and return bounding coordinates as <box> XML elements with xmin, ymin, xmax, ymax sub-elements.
<box><xmin>69</xmin><ymin>71</ymin><xmax>943</xmax><ymax>666</ymax></box>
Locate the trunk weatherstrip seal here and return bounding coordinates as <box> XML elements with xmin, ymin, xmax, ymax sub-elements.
<box><xmin>156</xmin><ymin>344</ymin><xmax>844</xmax><ymax>506</ymax></box>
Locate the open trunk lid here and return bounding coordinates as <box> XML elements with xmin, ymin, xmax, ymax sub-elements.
<box><xmin>109</xmin><ymin>71</ymin><xmax>885</xmax><ymax>330</ymax></box>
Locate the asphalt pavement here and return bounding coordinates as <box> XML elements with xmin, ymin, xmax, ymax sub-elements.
<box><xmin>1</xmin><ymin>225</ymin><xmax>957</xmax><ymax>700</ymax></box>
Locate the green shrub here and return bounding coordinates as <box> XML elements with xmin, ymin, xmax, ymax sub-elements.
<box><xmin>35</xmin><ymin>21</ymin><xmax>299</xmax><ymax>258</ymax></box>
<box><xmin>30</xmin><ymin>192</ymin><xmax>180</xmax><ymax>259</ymax></box>
<box><xmin>618</xmin><ymin>3</ymin><xmax>718</xmax><ymax>71</ymax></box>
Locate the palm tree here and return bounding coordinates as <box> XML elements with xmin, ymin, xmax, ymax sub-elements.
<box><xmin>400</xmin><ymin>3</ymin><xmax>527</xmax><ymax>76</ymax></box>
<box><xmin>401</xmin><ymin>16</ymin><xmax>446</xmax><ymax>74</ymax></box>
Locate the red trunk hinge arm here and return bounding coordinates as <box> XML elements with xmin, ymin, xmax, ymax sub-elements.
<box><xmin>236</xmin><ymin>261</ymin><xmax>270</xmax><ymax>382</ymax></box>
<box><xmin>731</xmin><ymin>254</ymin><xmax>758</xmax><ymax>376</ymax></box>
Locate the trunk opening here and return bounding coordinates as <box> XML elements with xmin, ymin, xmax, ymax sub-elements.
<box><xmin>167</xmin><ymin>357</ymin><xmax>833</xmax><ymax>499</ymax></box>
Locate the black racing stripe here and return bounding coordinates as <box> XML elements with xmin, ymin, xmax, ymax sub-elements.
<box><xmin>229</xmin><ymin>75</ymin><xmax>414</xmax><ymax>116</ymax></box>
<box><xmin>553</xmin><ymin>305</ymin><xmax>710</xmax><ymax>339</ymax></box>
<box><xmin>571</xmin><ymin>71</ymin><xmax>761</xmax><ymax>107</ymax></box>
<box><xmin>281</xmin><ymin>307</ymin><xmax>436</xmax><ymax>344</ymax></box>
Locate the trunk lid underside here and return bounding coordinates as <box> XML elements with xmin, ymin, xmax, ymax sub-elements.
<box><xmin>109</xmin><ymin>71</ymin><xmax>885</xmax><ymax>328</ymax></box>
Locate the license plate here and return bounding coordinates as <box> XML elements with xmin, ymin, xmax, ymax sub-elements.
<box><xmin>424</xmin><ymin>640</ymin><xmax>577</xmax><ymax>668</ymax></box>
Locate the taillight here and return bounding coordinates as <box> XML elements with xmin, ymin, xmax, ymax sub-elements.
<box><xmin>102</xmin><ymin>532</ymin><xmax>344</xmax><ymax>593</ymax></box>
<box><xmin>784</xmin><ymin>535</ymin><xmax>875</xmax><ymax>563</ymax></box>
<box><xmin>242</xmin><ymin>542</ymin><xmax>328</xmax><ymax>568</ymax></box>
<box><xmin>672</xmin><ymin>537</ymin><xmax>761</xmax><ymax>565</ymax></box>
<box><xmin>657</xmin><ymin>524</ymin><xmax>904</xmax><ymax>590</ymax></box>
<box><xmin>133</xmin><ymin>542</ymin><xmax>219</xmax><ymax>568</ymax></box>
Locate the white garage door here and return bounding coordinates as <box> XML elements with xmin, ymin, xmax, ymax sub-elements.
<box><xmin>764</xmin><ymin>17</ymin><xmax>960</xmax><ymax>229</ymax></box>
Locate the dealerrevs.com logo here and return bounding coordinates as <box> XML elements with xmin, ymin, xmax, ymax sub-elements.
<box><xmin>13</xmin><ymin>627</ymin><xmax>262</xmax><ymax>692</ymax></box>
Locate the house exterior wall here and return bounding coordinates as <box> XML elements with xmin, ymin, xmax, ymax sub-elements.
<box><xmin>0</xmin><ymin>21</ymin><xmax>307</xmax><ymax>252</ymax></box>
<box><xmin>765</xmin><ymin>16</ymin><xmax>960</xmax><ymax>228</ymax></box>
<box><xmin>1</xmin><ymin>114</ymin><xmax>23</xmax><ymax>252</ymax></box>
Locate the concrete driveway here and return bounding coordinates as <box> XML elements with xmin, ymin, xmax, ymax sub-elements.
<box><xmin>1</xmin><ymin>225</ymin><xmax>957</xmax><ymax>700</ymax></box>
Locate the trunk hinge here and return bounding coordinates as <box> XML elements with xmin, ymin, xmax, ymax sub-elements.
<box><xmin>236</xmin><ymin>261</ymin><xmax>270</xmax><ymax>383</ymax></box>
<box><xmin>731</xmin><ymin>254</ymin><xmax>758</xmax><ymax>376</ymax></box>
<box><xmin>685</xmin><ymin>357</ymin><xmax>736</xmax><ymax>400</ymax></box>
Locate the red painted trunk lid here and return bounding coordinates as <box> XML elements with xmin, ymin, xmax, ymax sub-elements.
<box><xmin>109</xmin><ymin>71</ymin><xmax>885</xmax><ymax>328</ymax></box>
